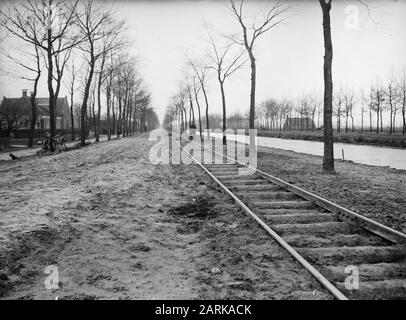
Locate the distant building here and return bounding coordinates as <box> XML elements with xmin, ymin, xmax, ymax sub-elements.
<box><xmin>0</xmin><ymin>89</ymin><xmax>71</xmax><ymax>131</ymax></box>
<box><xmin>283</xmin><ymin>117</ymin><xmax>315</xmax><ymax>131</ymax></box>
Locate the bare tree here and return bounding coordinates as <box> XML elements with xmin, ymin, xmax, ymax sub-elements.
<box><xmin>76</xmin><ymin>0</ymin><xmax>125</xmax><ymax>146</ymax></box>
<box><xmin>64</xmin><ymin>58</ymin><xmax>82</xmax><ymax>141</ymax></box>
<box><xmin>386</xmin><ymin>73</ymin><xmax>399</xmax><ymax>135</ymax></box>
<box><xmin>309</xmin><ymin>95</ymin><xmax>321</xmax><ymax>131</ymax></box>
<box><xmin>191</xmin><ymin>76</ymin><xmax>204</xmax><ymax>141</ymax></box>
<box><xmin>188</xmin><ymin>57</ymin><xmax>211</xmax><ymax>137</ymax></box>
<box><xmin>94</xmin><ymin>41</ymin><xmax>126</xmax><ymax>142</ymax></box>
<box><xmin>360</xmin><ymin>89</ymin><xmax>368</xmax><ymax>133</ymax></box>
<box><xmin>318</xmin><ymin>0</ymin><xmax>372</xmax><ymax>171</ymax></box>
<box><xmin>368</xmin><ymin>87</ymin><xmax>374</xmax><ymax>132</ymax></box>
<box><xmin>319</xmin><ymin>0</ymin><xmax>334</xmax><ymax>173</ymax></box>
<box><xmin>400</xmin><ymin>68</ymin><xmax>406</xmax><ymax>135</ymax></box>
<box><xmin>184</xmin><ymin>76</ymin><xmax>195</xmax><ymax>130</ymax></box>
<box><xmin>104</xmin><ymin>52</ymin><xmax>122</xmax><ymax>140</ymax></box>
<box><xmin>343</xmin><ymin>90</ymin><xmax>354</xmax><ymax>133</ymax></box>
<box><xmin>1</xmin><ymin>0</ymin><xmax>81</xmax><ymax>150</ymax></box>
<box><xmin>228</xmin><ymin>0</ymin><xmax>288</xmax><ymax>130</ymax></box>
<box><xmin>372</xmin><ymin>84</ymin><xmax>385</xmax><ymax>134</ymax></box>
<box><xmin>206</xmin><ymin>33</ymin><xmax>246</xmax><ymax>145</ymax></box>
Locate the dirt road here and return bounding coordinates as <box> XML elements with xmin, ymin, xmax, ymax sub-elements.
<box><xmin>0</xmin><ymin>135</ymin><xmax>330</xmax><ymax>299</ymax></box>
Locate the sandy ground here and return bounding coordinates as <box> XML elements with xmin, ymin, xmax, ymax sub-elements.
<box><xmin>257</xmin><ymin>146</ymin><xmax>406</xmax><ymax>233</ymax></box>
<box><xmin>0</xmin><ymin>134</ymin><xmax>331</xmax><ymax>300</ymax></box>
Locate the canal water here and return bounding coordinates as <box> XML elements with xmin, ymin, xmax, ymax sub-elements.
<box><xmin>206</xmin><ymin>132</ymin><xmax>406</xmax><ymax>171</ymax></box>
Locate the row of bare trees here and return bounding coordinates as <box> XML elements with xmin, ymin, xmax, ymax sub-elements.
<box><xmin>165</xmin><ymin>69</ymin><xmax>406</xmax><ymax>136</ymax></box>
<box><xmin>163</xmin><ymin>0</ymin><xmax>350</xmax><ymax>173</ymax></box>
<box><xmin>254</xmin><ymin>70</ymin><xmax>406</xmax><ymax>135</ymax></box>
<box><xmin>333</xmin><ymin>72</ymin><xmax>406</xmax><ymax>134</ymax></box>
<box><xmin>363</xmin><ymin>72</ymin><xmax>406</xmax><ymax>135</ymax></box>
<box><xmin>166</xmin><ymin>72</ymin><xmax>406</xmax><ymax>135</ymax></box>
<box><xmin>163</xmin><ymin>0</ymin><xmax>289</xmax><ymax>146</ymax></box>
<box><xmin>68</xmin><ymin>54</ymin><xmax>154</xmax><ymax>141</ymax></box>
<box><xmin>0</xmin><ymin>0</ymin><xmax>156</xmax><ymax>150</ymax></box>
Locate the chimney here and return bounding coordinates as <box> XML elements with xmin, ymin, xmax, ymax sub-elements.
<box><xmin>22</xmin><ymin>89</ymin><xmax>28</xmax><ymax>98</ymax></box>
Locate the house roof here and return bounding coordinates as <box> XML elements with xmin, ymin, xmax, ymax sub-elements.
<box><xmin>0</xmin><ymin>96</ymin><xmax>68</xmax><ymax>116</ymax></box>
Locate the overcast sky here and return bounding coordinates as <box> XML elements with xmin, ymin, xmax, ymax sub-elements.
<box><xmin>1</xmin><ymin>0</ymin><xmax>406</xmax><ymax>122</ymax></box>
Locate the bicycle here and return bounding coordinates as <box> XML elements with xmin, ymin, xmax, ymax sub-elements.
<box><xmin>41</xmin><ymin>132</ymin><xmax>68</xmax><ymax>153</ymax></box>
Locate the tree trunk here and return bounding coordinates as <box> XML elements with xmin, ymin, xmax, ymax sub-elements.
<box><xmin>389</xmin><ymin>87</ymin><xmax>393</xmax><ymax>135</ymax></box>
<box><xmin>70</xmin><ymin>91</ymin><xmax>74</xmax><ymax>141</ymax></box>
<box><xmin>117</xmin><ymin>90</ymin><xmax>122</xmax><ymax>138</ymax></box>
<box><xmin>128</xmin><ymin>100</ymin><xmax>134</xmax><ymax>134</ymax></box>
<box><xmin>106</xmin><ymin>86</ymin><xmax>111</xmax><ymax>141</ymax></box>
<box><xmin>180</xmin><ymin>107</ymin><xmax>184</xmax><ymax>133</ymax></box>
<box><xmin>376</xmin><ymin>105</ymin><xmax>380</xmax><ymax>135</ymax></box>
<box><xmin>194</xmin><ymin>89</ymin><xmax>203</xmax><ymax>142</ymax></box>
<box><xmin>184</xmin><ymin>108</ymin><xmax>188</xmax><ymax>131</ymax></box>
<box><xmin>200</xmin><ymin>85</ymin><xmax>210</xmax><ymax>137</ymax></box>
<box><xmin>91</xmin><ymin>90</ymin><xmax>96</xmax><ymax>134</ymax></box>
<box><xmin>112</xmin><ymin>94</ymin><xmax>115</xmax><ymax>135</ymax></box>
<box><xmin>220</xmin><ymin>79</ymin><xmax>227</xmax><ymax>145</ymax></box>
<box><xmin>122</xmin><ymin>88</ymin><xmax>128</xmax><ymax>137</ymax></box>
<box><xmin>47</xmin><ymin>26</ymin><xmax>56</xmax><ymax>151</ymax></box>
<box><xmin>337</xmin><ymin>109</ymin><xmax>341</xmax><ymax>133</ymax></box>
<box><xmin>28</xmin><ymin>92</ymin><xmax>37</xmax><ymax>148</ymax></box>
<box><xmin>351</xmin><ymin>114</ymin><xmax>354</xmax><ymax>132</ymax></box>
<box><xmin>320</xmin><ymin>0</ymin><xmax>335</xmax><ymax>174</ymax></box>
<box><xmin>389</xmin><ymin>107</ymin><xmax>393</xmax><ymax>134</ymax></box>
<box><xmin>28</xmin><ymin>70</ymin><xmax>40</xmax><ymax>148</ymax></box>
<box><xmin>96</xmin><ymin>76</ymin><xmax>101</xmax><ymax>143</ymax></box>
<box><xmin>248</xmin><ymin>54</ymin><xmax>256</xmax><ymax>130</ymax></box>
<box><xmin>96</xmin><ymin>54</ymin><xmax>106</xmax><ymax>143</ymax></box>
<box><xmin>189</xmin><ymin>95</ymin><xmax>195</xmax><ymax>125</ymax></box>
<box><xmin>81</xmin><ymin>59</ymin><xmax>95</xmax><ymax>146</ymax></box>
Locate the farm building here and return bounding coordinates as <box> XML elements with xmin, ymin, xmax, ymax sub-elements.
<box><xmin>0</xmin><ymin>89</ymin><xmax>71</xmax><ymax>133</ymax></box>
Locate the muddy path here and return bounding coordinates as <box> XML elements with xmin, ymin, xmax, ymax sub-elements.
<box><xmin>0</xmin><ymin>135</ymin><xmax>330</xmax><ymax>299</ymax></box>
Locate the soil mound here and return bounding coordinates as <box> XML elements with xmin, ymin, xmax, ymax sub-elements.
<box><xmin>168</xmin><ymin>195</ymin><xmax>217</xmax><ymax>219</ymax></box>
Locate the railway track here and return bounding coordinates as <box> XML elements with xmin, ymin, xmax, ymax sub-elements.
<box><xmin>176</xmin><ymin>138</ymin><xmax>406</xmax><ymax>300</ymax></box>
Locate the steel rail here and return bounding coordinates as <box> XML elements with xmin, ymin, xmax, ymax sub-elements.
<box><xmin>173</xmin><ymin>138</ymin><xmax>348</xmax><ymax>301</ymax></box>
<box><xmin>196</xmin><ymin>137</ymin><xmax>406</xmax><ymax>244</ymax></box>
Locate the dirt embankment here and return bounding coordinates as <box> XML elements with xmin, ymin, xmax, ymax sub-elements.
<box><xmin>257</xmin><ymin>146</ymin><xmax>406</xmax><ymax>233</ymax></box>
<box><xmin>0</xmin><ymin>134</ymin><xmax>331</xmax><ymax>299</ymax></box>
